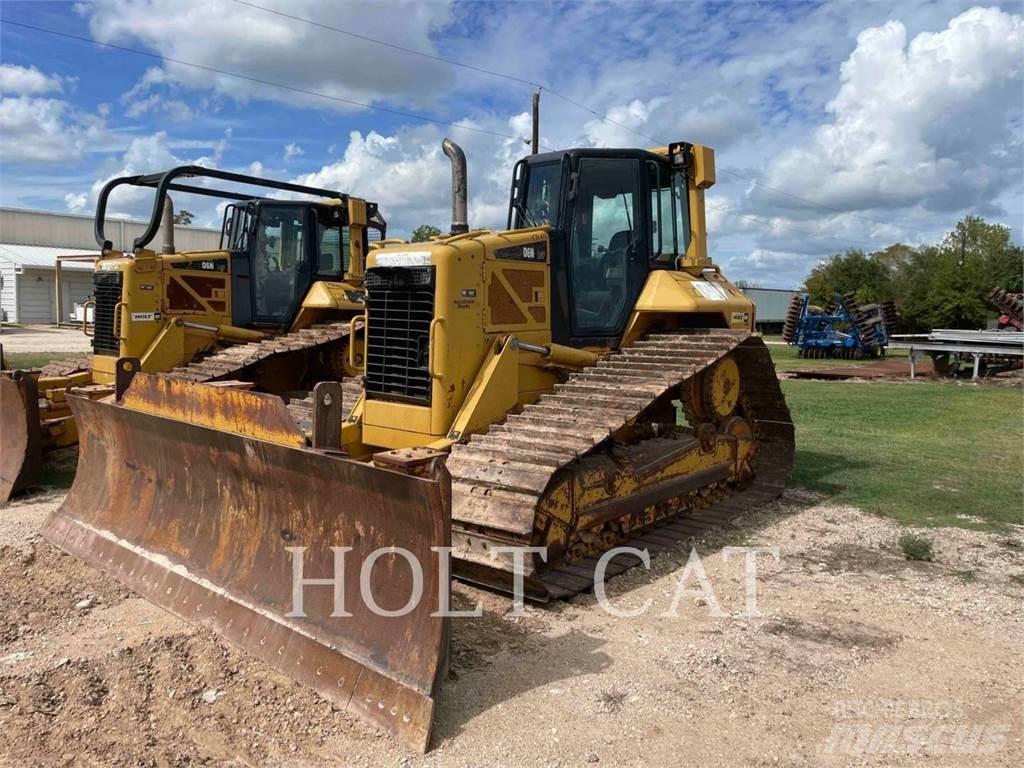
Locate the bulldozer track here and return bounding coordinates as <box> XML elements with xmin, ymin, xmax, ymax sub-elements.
<box><xmin>447</xmin><ymin>330</ymin><xmax>794</xmax><ymax>600</ymax></box>
<box><xmin>285</xmin><ymin>379</ymin><xmax>364</xmax><ymax>434</ymax></box>
<box><xmin>167</xmin><ymin>323</ymin><xmax>352</xmax><ymax>384</ymax></box>
<box><xmin>41</xmin><ymin>355</ymin><xmax>93</xmax><ymax>377</ymax></box>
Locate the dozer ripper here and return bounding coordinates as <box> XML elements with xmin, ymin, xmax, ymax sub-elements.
<box><xmin>0</xmin><ymin>165</ymin><xmax>384</xmax><ymax>502</ymax></box>
<box><xmin>46</xmin><ymin>139</ymin><xmax>794</xmax><ymax>751</ymax></box>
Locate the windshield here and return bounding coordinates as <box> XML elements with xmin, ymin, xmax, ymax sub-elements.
<box><xmin>518</xmin><ymin>161</ymin><xmax>562</xmax><ymax>227</ymax></box>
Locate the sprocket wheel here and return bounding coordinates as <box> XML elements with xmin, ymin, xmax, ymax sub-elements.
<box><xmin>702</xmin><ymin>355</ymin><xmax>741</xmax><ymax>423</ymax></box>
<box><xmin>319</xmin><ymin>339</ymin><xmax>358</xmax><ymax>380</ymax></box>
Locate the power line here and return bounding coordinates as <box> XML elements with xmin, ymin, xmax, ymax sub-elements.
<box><xmin>706</xmin><ymin>202</ymin><xmax>883</xmax><ymax>251</ymax></box>
<box><xmin>0</xmin><ymin>18</ymin><xmax>529</xmax><ymax>143</ymax></box>
<box><xmin>232</xmin><ymin>0</ymin><xmax>661</xmax><ymax>145</ymax></box>
<box><xmin>713</xmin><ymin>167</ymin><xmax>899</xmax><ymax>230</ymax></box>
<box><xmin>229</xmin><ymin>0</ymin><xmax>908</xmax><ymax>232</ymax></box>
<box><xmin>229</xmin><ymin>0</ymin><xmax>539</xmax><ymax>89</ymax></box>
<box><xmin>2</xmin><ymin>12</ymin><xmax>912</xmax><ymax>239</ymax></box>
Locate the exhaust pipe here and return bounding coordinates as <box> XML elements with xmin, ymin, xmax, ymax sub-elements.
<box><xmin>161</xmin><ymin>195</ymin><xmax>175</xmax><ymax>254</ymax></box>
<box><xmin>442</xmin><ymin>138</ymin><xmax>468</xmax><ymax>235</ymax></box>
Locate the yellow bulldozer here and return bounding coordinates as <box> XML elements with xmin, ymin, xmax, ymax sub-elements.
<box><xmin>44</xmin><ymin>139</ymin><xmax>794</xmax><ymax>751</ymax></box>
<box><xmin>0</xmin><ymin>165</ymin><xmax>385</xmax><ymax>502</ymax></box>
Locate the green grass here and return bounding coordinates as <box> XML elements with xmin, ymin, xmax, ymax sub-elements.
<box><xmin>782</xmin><ymin>379</ymin><xmax>1023</xmax><ymax>531</ymax></box>
<box><xmin>3</xmin><ymin>351</ymin><xmax>79</xmax><ymax>369</ymax></box>
<box><xmin>898</xmin><ymin>532</ymin><xmax>935</xmax><ymax>561</ymax></box>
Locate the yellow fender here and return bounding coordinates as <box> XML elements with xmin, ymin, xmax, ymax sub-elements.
<box><xmin>443</xmin><ymin>336</ymin><xmax>521</xmax><ymax>444</ymax></box>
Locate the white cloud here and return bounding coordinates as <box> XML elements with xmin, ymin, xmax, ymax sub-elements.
<box><xmin>2</xmin><ymin>0</ymin><xmax>1018</xmax><ymax>292</ymax></box>
<box><xmin>64</xmin><ymin>192</ymin><xmax>87</xmax><ymax>212</ymax></box>
<box><xmin>0</xmin><ymin>64</ymin><xmax>63</xmax><ymax>95</ymax></box>
<box><xmin>85</xmin><ymin>0</ymin><xmax>457</xmax><ymax>111</ymax></box>
<box><xmin>69</xmin><ymin>130</ymin><xmax>230</xmax><ymax>218</ymax></box>
<box><xmin>760</xmin><ymin>6</ymin><xmax>1024</xmax><ymax>215</ymax></box>
<box><xmin>295</xmin><ymin>129</ymin><xmax>455</xmax><ymax>235</ymax></box>
<box><xmin>283</xmin><ymin>142</ymin><xmax>304</xmax><ymax>160</ymax></box>
<box><xmin>293</xmin><ymin>122</ymin><xmax>524</xmax><ymax>237</ymax></box>
<box><xmin>584</xmin><ymin>99</ymin><xmax>655</xmax><ymax>147</ymax></box>
<box><xmin>0</xmin><ymin>63</ymin><xmax>108</xmax><ymax>164</ymax></box>
<box><xmin>0</xmin><ymin>95</ymin><xmax>107</xmax><ymax>163</ymax></box>
<box><xmin>123</xmin><ymin>93</ymin><xmax>194</xmax><ymax>123</ymax></box>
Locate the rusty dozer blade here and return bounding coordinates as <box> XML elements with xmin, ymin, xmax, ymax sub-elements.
<box><xmin>43</xmin><ymin>372</ymin><xmax>450</xmax><ymax>752</ymax></box>
<box><xmin>0</xmin><ymin>370</ymin><xmax>42</xmax><ymax>503</ymax></box>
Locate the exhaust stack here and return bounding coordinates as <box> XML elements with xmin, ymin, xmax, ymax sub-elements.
<box><xmin>160</xmin><ymin>195</ymin><xmax>175</xmax><ymax>254</ymax></box>
<box><xmin>442</xmin><ymin>138</ymin><xmax>468</xmax><ymax>235</ymax></box>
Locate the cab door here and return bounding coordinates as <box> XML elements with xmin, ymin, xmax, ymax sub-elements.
<box><xmin>249</xmin><ymin>204</ymin><xmax>313</xmax><ymax>327</ymax></box>
<box><xmin>564</xmin><ymin>156</ymin><xmax>649</xmax><ymax>343</ymax></box>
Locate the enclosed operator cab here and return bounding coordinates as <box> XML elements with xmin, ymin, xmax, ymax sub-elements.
<box><xmin>507</xmin><ymin>141</ymin><xmax>739</xmax><ymax>347</ymax></box>
<box><xmin>220</xmin><ymin>197</ymin><xmax>381</xmax><ymax>329</ymax></box>
<box><xmin>87</xmin><ymin>165</ymin><xmax>384</xmax><ymax>377</ymax></box>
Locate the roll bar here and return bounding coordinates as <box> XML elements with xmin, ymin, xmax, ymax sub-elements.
<box><xmin>94</xmin><ymin>165</ymin><xmax>350</xmax><ymax>252</ymax></box>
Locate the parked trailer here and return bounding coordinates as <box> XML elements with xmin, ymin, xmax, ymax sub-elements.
<box><xmin>889</xmin><ymin>329</ymin><xmax>1024</xmax><ymax>379</ymax></box>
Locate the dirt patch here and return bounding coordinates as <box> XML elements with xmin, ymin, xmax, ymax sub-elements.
<box><xmin>0</xmin><ymin>633</ymin><xmax>377</xmax><ymax>767</ymax></box>
<box><xmin>0</xmin><ymin>541</ymin><xmax>131</xmax><ymax>649</ymax></box>
<box><xmin>762</xmin><ymin>615</ymin><xmax>901</xmax><ymax>650</ymax></box>
<box><xmin>0</xmin><ymin>494</ymin><xmax>1021</xmax><ymax>766</ymax></box>
<box><xmin>0</xmin><ymin>326</ymin><xmax>93</xmax><ymax>354</ymax></box>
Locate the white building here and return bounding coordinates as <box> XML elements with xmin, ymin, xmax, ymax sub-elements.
<box><xmin>0</xmin><ymin>207</ymin><xmax>221</xmax><ymax>325</ymax></box>
<box><xmin>737</xmin><ymin>286</ymin><xmax>800</xmax><ymax>333</ymax></box>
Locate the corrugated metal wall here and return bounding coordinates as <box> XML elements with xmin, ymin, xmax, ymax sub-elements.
<box><xmin>0</xmin><ymin>261</ymin><xmax>16</xmax><ymax>323</ymax></box>
<box><xmin>0</xmin><ymin>208</ymin><xmax>222</xmax><ymax>325</ymax></box>
<box><xmin>16</xmin><ymin>268</ymin><xmax>54</xmax><ymax>324</ymax></box>
<box><xmin>60</xmin><ymin>271</ymin><xmax>94</xmax><ymax>323</ymax></box>
<box><xmin>739</xmin><ymin>288</ymin><xmax>798</xmax><ymax>323</ymax></box>
<box><xmin>0</xmin><ymin>208</ymin><xmax>221</xmax><ymax>252</ymax></box>
<box><xmin>0</xmin><ymin>263</ymin><xmax>96</xmax><ymax>324</ymax></box>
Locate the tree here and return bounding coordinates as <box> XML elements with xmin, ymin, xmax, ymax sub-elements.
<box><xmin>803</xmin><ymin>249</ymin><xmax>894</xmax><ymax>307</ymax></box>
<box><xmin>797</xmin><ymin>215</ymin><xmax>1023</xmax><ymax>332</ymax></box>
<box><xmin>173</xmin><ymin>209</ymin><xmax>195</xmax><ymax>225</ymax></box>
<box><xmin>410</xmin><ymin>224</ymin><xmax>442</xmax><ymax>242</ymax></box>
<box><xmin>734</xmin><ymin>279</ymin><xmax>762</xmax><ymax>289</ymax></box>
<box><xmin>924</xmin><ymin>216</ymin><xmax>1024</xmax><ymax>329</ymax></box>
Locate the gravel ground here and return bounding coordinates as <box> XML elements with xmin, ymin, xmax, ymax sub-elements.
<box><xmin>0</xmin><ymin>326</ymin><xmax>92</xmax><ymax>354</ymax></box>
<box><xmin>1</xmin><ymin>488</ymin><xmax>1021</xmax><ymax>767</ymax></box>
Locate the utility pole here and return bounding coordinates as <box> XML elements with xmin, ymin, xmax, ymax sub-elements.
<box><xmin>531</xmin><ymin>90</ymin><xmax>540</xmax><ymax>154</ymax></box>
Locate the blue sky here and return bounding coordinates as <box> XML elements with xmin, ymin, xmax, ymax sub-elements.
<box><xmin>1</xmin><ymin>0</ymin><xmax>1022</xmax><ymax>288</ymax></box>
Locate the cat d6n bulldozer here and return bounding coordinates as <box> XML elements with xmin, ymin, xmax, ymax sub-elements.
<box><xmin>0</xmin><ymin>166</ymin><xmax>383</xmax><ymax>502</ymax></box>
<box><xmin>45</xmin><ymin>139</ymin><xmax>794</xmax><ymax>751</ymax></box>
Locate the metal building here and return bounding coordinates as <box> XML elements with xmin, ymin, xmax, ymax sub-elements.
<box><xmin>738</xmin><ymin>286</ymin><xmax>800</xmax><ymax>333</ymax></box>
<box><xmin>0</xmin><ymin>207</ymin><xmax>220</xmax><ymax>325</ymax></box>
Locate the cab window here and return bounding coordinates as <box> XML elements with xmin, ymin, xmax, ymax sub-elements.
<box><xmin>520</xmin><ymin>161</ymin><xmax>562</xmax><ymax>226</ymax></box>
<box><xmin>649</xmin><ymin>162</ymin><xmax>691</xmax><ymax>265</ymax></box>
<box><xmin>252</xmin><ymin>206</ymin><xmax>308</xmax><ymax>323</ymax></box>
<box><xmin>568</xmin><ymin>157</ymin><xmax>640</xmax><ymax>334</ymax></box>
<box><xmin>317</xmin><ymin>220</ymin><xmax>350</xmax><ymax>277</ymax></box>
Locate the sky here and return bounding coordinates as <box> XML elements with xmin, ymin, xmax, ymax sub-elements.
<box><xmin>1</xmin><ymin>0</ymin><xmax>1022</xmax><ymax>288</ymax></box>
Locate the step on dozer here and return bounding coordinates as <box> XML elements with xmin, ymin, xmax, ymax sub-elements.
<box><xmin>43</xmin><ymin>361</ymin><xmax>450</xmax><ymax>752</ymax></box>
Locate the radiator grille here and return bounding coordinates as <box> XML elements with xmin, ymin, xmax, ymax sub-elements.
<box><xmin>92</xmin><ymin>271</ymin><xmax>123</xmax><ymax>356</ymax></box>
<box><xmin>364</xmin><ymin>266</ymin><xmax>435</xmax><ymax>404</ymax></box>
